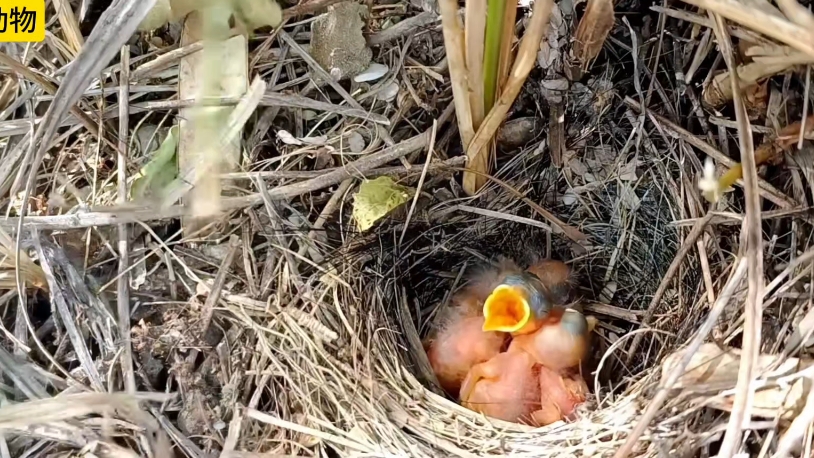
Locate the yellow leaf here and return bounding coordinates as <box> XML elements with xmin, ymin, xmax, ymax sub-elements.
<box><xmin>352</xmin><ymin>177</ymin><xmax>414</xmax><ymax>232</ymax></box>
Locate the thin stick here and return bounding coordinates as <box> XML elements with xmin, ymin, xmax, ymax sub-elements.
<box><xmin>624</xmin><ymin>97</ymin><xmax>797</xmax><ymax>208</ymax></box>
<box><xmin>613</xmin><ymin>258</ymin><xmax>748</xmax><ymax>458</ymax></box>
<box><xmin>466</xmin><ymin>0</ymin><xmax>486</xmax><ymax>131</ymax></box>
<box><xmin>438</xmin><ymin>0</ymin><xmax>475</xmax><ymax>150</ymax></box>
<box><xmin>200</xmin><ymin>236</ymin><xmax>241</xmax><ymax>334</ymax></box>
<box><xmin>399</xmin><ymin>120</ymin><xmax>437</xmax><ymax>246</ymax></box>
<box><xmin>625</xmin><ymin>212</ymin><xmax>714</xmax><ymax>364</ymax></box>
<box><xmin>678</xmin><ymin>0</ymin><xmax>814</xmax><ymax>59</ymax></box>
<box><xmin>117</xmin><ymin>46</ymin><xmax>135</xmax><ymax>394</ymax></box>
<box><xmin>296</xmin><ymin>179</ymin><xmax>354</xmax><ymax>261</ymax></box>
<box><xmin>712</xmin><ymin>13</ymin><xmax>763</xmax><ymax>458</ymax></box>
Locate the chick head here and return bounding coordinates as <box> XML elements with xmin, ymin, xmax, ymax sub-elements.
<box><xmin>481</xmin><ymin>272</ymin><xmax>556</xmax><ymax>334</ymax></box>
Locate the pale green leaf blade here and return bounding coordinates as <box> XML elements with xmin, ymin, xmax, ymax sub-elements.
<box><xmin>131</xmin><ymin>125</ymin><xmax>180</xmax><ymax>200</ymax></box>
<box><xmin>352</xmin><ymin>176</ymin><xmax>414</xmax><ymax>232</ymax></box>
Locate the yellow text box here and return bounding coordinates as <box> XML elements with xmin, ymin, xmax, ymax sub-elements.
<box><xmin>0</xmin><ymin>0</ymin><xmax>45</xmax><ymax>42</ymax></box>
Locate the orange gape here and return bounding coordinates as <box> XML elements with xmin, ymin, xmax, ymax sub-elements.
<box><xmin>459</xmin><ymin>347</ymin><xmax>542</xmax><ymax>424</ymax></box>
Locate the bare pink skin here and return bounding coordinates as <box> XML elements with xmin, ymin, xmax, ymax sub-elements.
<box><xmin>425</xmin><ymin>259</ymin><xmax>523</xmax><ymax>396</ymax></box>
<box><xmin>459</xmin><ymin>345</ymin><xmax>542</xmax><ymax>424</ymax></box>
<box><xmin>533</xmin><ymin>365</ymin><xmax>589</xmax><ymax>426</ymax></box>
<box><xmin>425</xmin><ymin>257</ymin><xmax>578</xmax><ymax>397</ymax></box>
<box><xmin>426</xmin><ymin>314</ymin><xmax>507</xmax><ymax>396</ymax></box>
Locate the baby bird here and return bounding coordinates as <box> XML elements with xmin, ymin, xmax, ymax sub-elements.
<box><xmin>426</xmin><ymin>258</ymin><xmax>574</xmax><ymax>397</ymax></box>
<box><xmin>511</xmin><ymin>307</ymin><xmax>596</xmax><ymax>371</ymax></box>
<box><xmin>480</xmin><ymin>260</ymin><xmax>573</xmax><ymax>335</ymax></box>
<box><xmin>460</xmin><ymin>312</ymin><xmax>593</xmax><ymax>426</ymax></box>
<box><xmin>532</xmin><ymin>365</ymin><xmax>590</xmax><ymax>426</ymax></box>
<box><xmin>459</xmin><ymin>341</ymin><xmax>541</xmax><ymax>424</ymax></box>
<box><xmin>425</xmin><ymin>306</ymin><xmax>507</xmax><ymax>397</ymax></box>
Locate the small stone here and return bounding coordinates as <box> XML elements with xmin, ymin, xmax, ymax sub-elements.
<box><xmin>310</xmin><ymin>2</ymin><xmax>372</xmax><ymax>81</ymax></box>
<box><xmin>497</xmin><ymin>117</ymin><xmax>539</xmax><ymax>149</ymax></box>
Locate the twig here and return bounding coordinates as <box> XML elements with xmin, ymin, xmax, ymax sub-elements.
<box><xmin>625</xmin><ymin>212</ymin><xmax>714</xmax><ymax>364</ymax></box>
<box><xmin>624</xmin><ymin>96</ymin><xmax>797</xmax><ymax>208</ymax></box>
<box><xmin>52</xmin><ymin>0</ymin><xmax>85</xmax><ymax>55</ymax></box>
<box><xmin>129</xmin><ymin>93</ymin><xmax>391</xmax><ymax>125</ymax></box>
<box><xmin>399</xmin><ymin>120</ymin><xmax>437</xmax><ymax>246</ymax></box>
<box><xmin>283</xmin><ymin>0</ymin><xmax>346</xmax><ymax>19</ymax></box>
<box><xmin>117</xmin><ymin>46</ymin><xmax>135</xmax><ymax>394</ymax></box>
<box><xmin>677</xmin><ymin>0</ymin><xmax>814</xmax><ymax>59</ymax></box>
<box><xmin>711</xmin><ymin>13</ymin><xmax>763</xmax><ymax>458</ymax></box>
<box><xmin>449</xmin><ymin>205</ymin><xmax>553</xmax><ymax>231</ymax></box>
<box><xmin>296</xmin><ymin>179</ymin><xmax>354</xmax><ymax>262</ymax></box>
<box><xmin>200</xmin><ymin>236</ymin><xmax>241</xmax><ymax>335</ymax></box>
<box><xmin>613</xmin><ymin>258</ymin><xmax>748</xmax><ymax>458</ymax></box>
<box><xmin>368</xmin><ymin>11</ymin><xmax>439</xmax><ymax>46</ymax></box>
<box><xmin>222</xmin><ymin>156</ymin><xmax>466</xmax><ymax>180</ymax></box>
<box><xmin>279</xmin><ymin>30</ymin><xmax>395</xmax><ymax>146</ymax></box>
<box><xmin>447</xmin><ymin>166</ymin><xmax>587</xmax><ymax>243</ymax></box>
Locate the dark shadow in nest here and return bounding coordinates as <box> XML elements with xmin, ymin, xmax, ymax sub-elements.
<box><xmin>342</xmin><ymin>94</ymin><xmax>687</xmax><ymax>405</ymax></box>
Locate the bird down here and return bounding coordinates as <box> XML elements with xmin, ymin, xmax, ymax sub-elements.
<box><xmin>425</xmin><ymin>257</ymin><xmax>595</xmax><ymax>426</ymax></box>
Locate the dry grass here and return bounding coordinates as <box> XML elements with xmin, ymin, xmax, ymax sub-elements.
<box><xmin>2</xmin><ymin>0</ymin><xmax>814</xmax><ymax>457</ymax></box>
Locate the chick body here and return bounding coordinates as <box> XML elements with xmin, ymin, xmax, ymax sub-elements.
<box><xmin>459</xmin><ymin>346</ymin><xmax>541</xmax><ymax>424</ymax></box>
<box><xmin>532</xmin><ymin>365</ymin><xmax>589</xmax><ymax>426</ymax></box>
<box><xmin>512</xmin><ymin>308</ymin><xmax>594</xmax><ymax>370</ymax></box>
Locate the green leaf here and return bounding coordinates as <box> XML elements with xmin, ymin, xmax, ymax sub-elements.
<box><xmin>352</xmin><ymin>176</ymin><xmax>414</xmax><ymax>232</ymax></box>
<box><xmin>234</xmin><ymin>0</ymin><xmax>283</xmax><ymax>30</ymax></box>
<box><xmin>131</xmin><ymin>125</ymin><xmax>180</xmax><ymax>200</ymax></box>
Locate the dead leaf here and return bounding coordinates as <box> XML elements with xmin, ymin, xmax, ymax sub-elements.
<box><xmin>572</xmin><ymin>0</ymin><xmax>614</xmax><ymax>72</ymax></box>
<box><xmin>618</xmin><ymin>184</ymin><xmax>640</xmax><ymax>211</ymax></box>
<box><xmin>660</xmin><ymin>343</ymin><xmax>813</xmax><ymax>419</ymax></box>
<box><xmin>618</xmin><ymin>160</ymin><xmax>638</xmax><ymax>181</ymax></box>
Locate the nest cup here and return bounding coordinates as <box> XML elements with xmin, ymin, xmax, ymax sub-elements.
<box><xmin>265</xmin><ymin>100</ymin><xmax>718</xmax><ymax>457</ymax></box>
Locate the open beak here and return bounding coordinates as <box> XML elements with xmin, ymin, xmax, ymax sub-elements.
<box><xmin>482</xmin><ymin>285</ymin><xmax>531</xmax><ymax>333</ymax></box>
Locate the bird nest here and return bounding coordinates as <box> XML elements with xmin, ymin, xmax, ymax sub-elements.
<box><xmin>8</xmin><ymin>1</ymin><xmax>814</xmax><ymax>457</ymax></box>
<box><xmin>245</xmin><ymin>85</ymin><xmax>718</xmax><ymax>456</ymax></box>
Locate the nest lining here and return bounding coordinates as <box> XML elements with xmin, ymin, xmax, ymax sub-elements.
<box><xmin>270</xmin><ymin>95</ymin><xmax>715</xmax><ymax>457</ymax></box>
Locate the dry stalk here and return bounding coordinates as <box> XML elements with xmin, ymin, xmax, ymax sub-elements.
<box><xmin>117</xmin><ymin>45</ymin><xmax>135</xmax><ymax>394</ymax></box>
<box><xmin>438</xmin><ymin>0</ymin><xmax>476</xmax><ymax>193</ymax></box>
<box><xmin>467</xmin><ymin>0</ymin><xmax>555</xmax><ymax>182</ymax></box>
<box><xmin>704</xmin><ymin>56</ymin><xmax>814</xmax><ymax>107</ymax></box>
<box><xmin>465</xmin><ymin>0</ymin><xmax>486</xmax><ymax>130</ymax></box>
<box><xmin>497</xmin><ymin>0</ymin><xmax>518</xmax><ymax>91</ymax></box>
<box><xmin>677</xmin><ymin>0</ymin><xmax>814</xmax><ymax>59</ymax></box>
<box><xmin>710</xmin><ymin>13</ymin><xmax>764</xmax><ymax>458</ymax></box>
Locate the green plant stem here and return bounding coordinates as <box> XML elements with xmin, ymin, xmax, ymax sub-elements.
<box><xmin>483</xmin><ymin>0</ymin><xmax>506</xmax><ymax>113</ymax></box>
